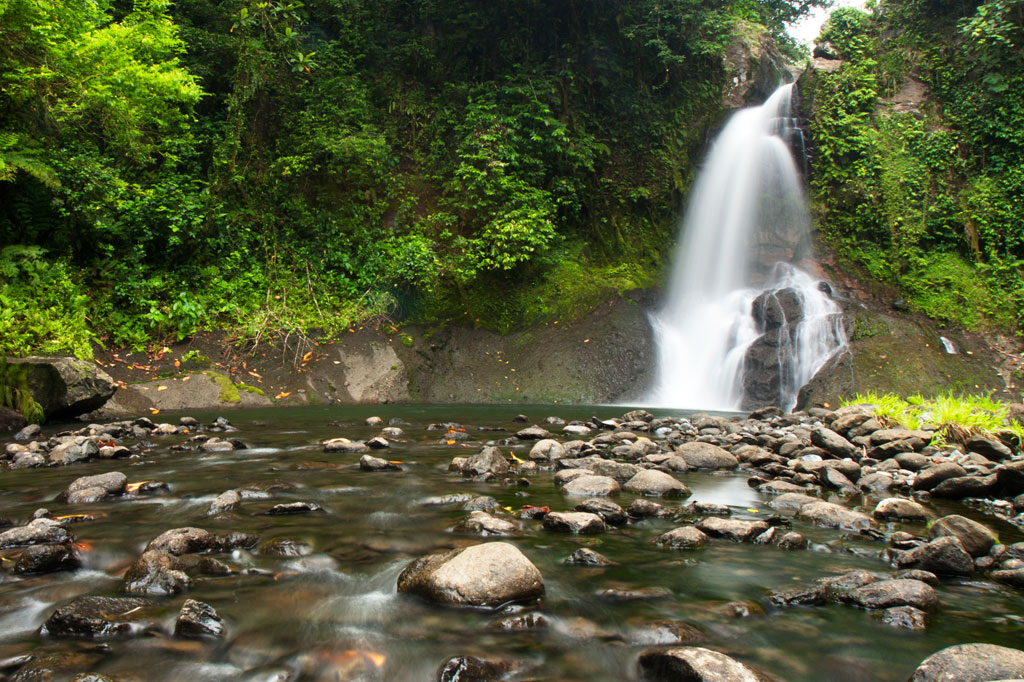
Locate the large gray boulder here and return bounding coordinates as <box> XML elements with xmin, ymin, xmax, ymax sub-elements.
<box><xmin>676</xmin><ymin>442</ymin><xmax>738</xmax><ymax>469</ymax></box>
<box><xmin>896</xmin><ymin>537</ymin><xmax>974</xmax><ymax>576</ymax></box>
<box><xmin>4</xmin><ymin>357</ymin><xmax>115</xmax><ymax>421</ymax></box>
<box><xmin>397</xmin><ymin>542</ymin><xmax>544</xmax><ymax>608</ymax></box>
<box><xmin>637</xmin><ymin>646</ymin><xmax>775</xmax><ymax>681</ymax></box>
<box><xmin>623</xmin><ymin>470</ymin><xmax>691</xmax><ymax>498</ymax></box>
<box><xmin>909</xmin><ymin>643</ymin><xmax>1024</xmax><ymax>682</ymax></box>
<box><xmin>798</xmin><ymin>501</ymin><xmax>875</xmax><ymax>531</ymax></box>
<box><xmin>928</xmin><ymin>515</ymin><xmax>997</xmax><ymax>558</ymax></box>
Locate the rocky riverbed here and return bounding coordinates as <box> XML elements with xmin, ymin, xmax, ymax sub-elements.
<box><xmin>1</xmin><ymin>403</ymin><xmax>1024</xmax><ymax>681</ymax></box>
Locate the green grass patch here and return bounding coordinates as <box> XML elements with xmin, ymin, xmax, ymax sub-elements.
<box><xmin>840</xmin><ymin>390</ymin><xmax>1024</xmax><ymax>445</ymax></box>
<box><xmin>205</xmin><ymin>372</ymin><xmax>241</xmax><ymax>403</ymax></box>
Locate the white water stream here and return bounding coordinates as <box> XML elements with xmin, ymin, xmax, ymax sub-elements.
<box><xmin>647</xmin><ymin>84</ymin><xmax>846</xmax><ymax>412</ymax></box>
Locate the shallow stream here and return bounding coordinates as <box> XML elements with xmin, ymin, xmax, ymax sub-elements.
<box><xmin>1</xmin><ymin>405</ymin><xmax>1022</xmax><ymax>681</ymax></box>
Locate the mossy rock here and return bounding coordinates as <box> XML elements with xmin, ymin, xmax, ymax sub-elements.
<box><xmin>1</xmin><ymin>356</ymin><xmax>115</xmax><ymax>422</ymax></box>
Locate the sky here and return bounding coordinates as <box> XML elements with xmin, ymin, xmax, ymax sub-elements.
<box><xmin>787</xmin><ymin>0</ymin><xmax>869</xmax><ymax>48</ymax></box>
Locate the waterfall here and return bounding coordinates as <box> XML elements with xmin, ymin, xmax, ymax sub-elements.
<box><xmin>646</xmin><ymin>84</ymin><xmax>846</xmax><ymax>412</ymax></box>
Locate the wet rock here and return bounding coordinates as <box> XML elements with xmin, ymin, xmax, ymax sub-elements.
<box><xmin>811</xmin><ymin>426</ymin><xmax>860</xmax><ymax>459</ymax></box>
<box><xmin>542</xmin><ymin>511</ymin><xmax>605</xmax><ymax>534</ymax></box>
<box><xmin>266</xmin><ymin>502</ymin><xmax>324</xmax><ymax>515</ymax></box>
<box><xmin>819</xmin><ymin>466</ymin><xmax>858</xmax><ymax>493</ymax></box>
<box><xmin>967</xmin><ymin>436</ymin><xmax>1013</xmax><ymax>462</ymax></box>
<box><xmin>145</xmin><ymin>527</ymin><xmax>216</xmax><ymax>555</ymax></box>
<box><xmin>931</xmin><ymin>474</ymin><xmax>998</xmax><ymax>499</ymax></box>
<box><xmin>873</xmin><ymin>498</ymin><xmax>928</xmax><ymax>522</ymax></box>
<box><xmin>464</xmin><ymin>496</ymin><xmax>499</xmax><ymax>512</ymax></box>
<box><xmin>41</xmin><ymin>595</ymin><xmax>155</xmax><ymax>639</ymax></box>
<box><xmin>10</xmin><ymin>451</ymin><xmax>46</xmax><ymax>469</ymax></box>
<box><xmin>675</xmin><ymin>442</ymin><xmax>738</xmax><ymax>469</ymax></box>
<box><xmin>12</xmin><ymin>543</ymin><xmax>80</xmax><ymax>574</ymax></box>
<box><xmin>398</xmin><ymin>542</ymin><xmax>544</xmax><ymax>608</ymax></box>
<box><xmin>574</xmin><ymin>498</ymin><xmax>627</xmax><ymax>525</ymax></box>
<box><xmin>859</xmin><ymin>471</ymin><xmax>895</xmax><ymax>492</ymax></box>
<box><xmin>798</xmin><ymin>502</ymin><xmax>874</xmax><ymax>531</ymax></box>
<box><xmin>637</xmin><ymin>646</ymin><xmax>774</xmax><ymax>682</ymax></box>
<box><xmin>778</xmin><ymin>531</ymin><xmax>808</xmax><ymax>550</ymax></box>
<box><xmin>767</xmin><ymin>492</ymin><xmax>820</xmax><ymax>511</ymax></box>
<box><xmin>914</xmin><ymin>462</ymin><xmax>968</xmax><ymax>491</ymax></box>
<box><xmin>175</xmin><ymin>599</ymin><xmax>225</xmax><ymax>639</ymax></box>
<box><xmin>456</xmin><ymin>511</ymin><xmax>518</xmax><ymax>536</ymax></box>
<box><xmin>560</xmin><ymin>475</ymin><xmax>620</xmax><ymax>497</ymax></box>
<box><xmin>14</xmin><ymin>423</ymin><xmax>42</xmax><ymax>440</ymax></box>
<box><xmin>652</xmin><ymin>526</ymin><xmax>710</xmax><ymax>549</ymax></box>
<box><xmin>258</xmin><ymin>537</ymin><xmax>313</xmax><ymax>557</ymax></box>
<box><xmin>624</xmin><ymin>470</ymin><xmax>691</xmax><ymax>498</ymax></box>
<box><xmin>365</xmin><ymin>416</ymin><xmax>383</xmax><ymax>427</ymax></box>
<box><xmin>208</xmin><ymin>490</ymin><xmax>241</xmax><ymax>515</ymax></box>
<box><xmin>563</xmin><ymin>424</ymin><xmax>593</xmax><ymax>437</ymax></box>
<box><xmin>880</xmin><ymin>605</ymin><xmax>928</xmax><ymax>629</ymax></box>
<box><xmin>628</xmin><ymin>499</ymin><xmax>672</xmax><ymax>518</ymax></box>
<box><xmin>565</xmin><ymin>548</ymin><xmax>614</xmax><ymax>566</ymax></box>
<box><xmin>529</xmin><ymin>439</ymin><xmax>565</xmax><ymax>462</ymax></box>
<box><xmin>323</xmin><ymin>438</ymin><xmax>368</xmax><ymax>454</ymax></box>
<box><xmin>695</xmin><ymin>517</ymin><xmax>769</xmax><ymax>543</ymax></box>
<box><xmin>909</xmin><ymin>643</ymin><xmax>1024</xmax><ymax>682</ymax></box>
<box><xmin>845</xmin><ymin>579</ymin><xmax>938</xmax><ymax>611</ymax></box>
<box><xmin>122</xmin><ymin>550</ymin><xmax>193</xmax><ymax>594</ymax></box>
<box><xmin>896</xmin><ymin>536</ymin><xmax>974</xmax><ymax>576</ymax></box>
<box><xmin>487</xmin><ymin>612</ymin><xmax>551</xmax><ymax>631</ymax></box>
<box><xmin>359</xmin><ymin>454</ymin><xmax>402</xmax><ymax>471</ymax></box>
<box><xmin>367</xmin><ymin>436</ymin><xmax>391</xmax><ymax>450</ymax></box>
<box><xmin>690</xmin><ymin>501</ymin><xmax>730</xmax><ymax>516</ymax></box>
<box><xmin>896</xmin><ymin>452</ymin><xmax>931</xmax><ymax>471</ymax></box>
<box><xmin>462</xmin><ymin>446</ymin><xmax>509</xmax><ymax>479</ymax></box>
<box><xmin>597</xmin><ymin>586</ymin><xmax>672</xmax><ymax>602</ymax></box>
<box><xmin>61</xmin><ymin>472</ymin><xmax>127</xmax><ymax>502</ymax></box>
<box><xmin>436</xmin><ymin>655</ymin><xmax>514</xmax><ymax>682</ymax></box>
<box><xmin>8</xmin><ymin>652</ymin><xmax>105</xmax><ymax>682</ymax></box>
<box><xmin>629</xmin><ymin>620</ymin><xmax>704</xmax><ymax>646</ymax></box>
<box><xmin>757</xmin><ymin>480</ymin><xmax>810</xmax><ymax>495</ymax></box>
<box><xmin>0</xmin><ymin>518</ymin><xmax>71</xmax><ymax>549</ymax></box>
<box><xmin>515</xmin><ymin>425</ymin><xmax>551</xmax><ymax>440</ymax></box>
<box><xmin>928</xmin><ymin>515</ymin><xmax>997</xmax><ymax>558</ymax></box>
<box><xmin>991</xmin><ymin>568</ymin><xmax>1024</xmax><ymax>588</ymax></box>
<box><xmin>48</xmin><ymin>439</ymin><xmax>99</xmax><ymax>465</ymax></box>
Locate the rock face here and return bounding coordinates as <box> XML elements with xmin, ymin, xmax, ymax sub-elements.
<box><xmin>4</xmin><ymin>357</ymin><xmax>116</xmax><ymax>420</ymax></box>
<box><xmin>397</xmin><ymin>542</ymin><xmax>544</xmax><ymax>608</ymax></box>
<box><xmin>637</xmin><ymin>646</ymin><xmax>772</xmax><ymax>682</ymax></box>
<box><xmin>909</xmin><ymin>643</ymin><xmax>1024</xmax><ymax>682</ymax></box>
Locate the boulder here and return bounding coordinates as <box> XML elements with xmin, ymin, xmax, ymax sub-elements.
<box><xmin>652</xmin><ymin>526</ymin><xmax>710</xmax><ymax>549</ymax></box>
<box><xmin>811</xmin><ymin>426</ymin><xmax>860</xmax><ymax>459</ymax></box>
<box><xmin>397</xmin><ymin>542</ymin><xmax>544</xmax><ymax>608</ymax></box>
<box><xmin>880</xmin><ymin>605</ymin><xmax>928</xmax><ymax>629</ymax></box>
<box><xmin>515</xmin><ymin>425</ymin><xmax>551</xmax><ymax>440</ymax></box>
<box><xmin>930</xmin><ymin>474</ymin><xmax>997</xmax><ymax>499</ymax></box>
<box><xmin>323</xmin><ymin>438</ymin><xmax>368</xmax><ymax>454</ymax></box>
<box><xmin>928</xmin><ymin>515</ymin><xmax>997</xmax><ymax>558</ymax></box>
<box><xmin>12</xmin><ymin>543</ymin><xmax>80</xmax><ymax>574</ymax></box>
<box><xmin>914</xmin><ymin>462</ymin><xmax>968</xmax><ymax>491</ymax></box>
<box><xmin>574</xmin><ymin>498</ymin><xmax>627</xmax><ymax>526</ymax></box>
<box><xmin>566</xmin><ymin>548</ymin><xmax>614</xmax><ymax>566</ymax></box>
<box><xmin>696</xmin><ymin>517</ymin><xmax>770</xmax><ymax>543</ymax></box>
<box><xmin>61</xmin><ymin>472</ymin><xmax>127</xmax><ymax>502</ymax></box>
<box><xmin>909</xmin><ymin>643</ymin><xmax>1024</xmax><ymax>682</ymax></box>
<box><xmin>529</xmin><ymin>439</ymin><xmax>565</xmax><ymax>461</ymax></box>
<box><xmin>456</xmin><ymin>511</ymin><xmax>518</xmax><ymax>536</ymax></box>
<box><xmin>542</xmin><ymin>511</ymin><xmax>606</xmax><ymax>534</ymax></box>
<box><xmin>561</xmin><ymin>475</ymin><xmax>620</xmax><ymax>497</ymax></box>
<box><xmin>4</xmin><ymin>357</ymin><xmax>115</xmax><ymax>420</ymax></box>
<box><xmin>798</xmin><ymin>502</ymin><xmax>875</xmax><ymax>530</ymax></box>
<box><xmin>462</xmin><ymin>446</ymin><xmax>509</xmax><ymax>479</ymax></box>
<box><xmin>675</xmin><ymin>441</ymin><xmax>738</xmax><ymax>469</ymax></box>
<box><xmin>637</xmin><ymin>646</ymin><xmax>774</xmax><ymax>682</ymax></box>
<box><xmin>174</xmin><ymin>599</ymin><xmax>225</xmax><ymax>639</ymax></box>
<box><xmin>144</xmin><ymin>527</ymin><xmax>216</xmax><ymax>555</ymax></box>
<box><xmin>967</xmin><ymin>436</ymin><xmax>1013</xmax><ymax>462</ymax></box>
<box><xmin>896</xmin><ymin>536</ymin><xmax>974</xmax><ymax>576</ymax></box>
<box><xmin>623</xmin><ymin>470</ymin><xmax>691</xmax><ymax>498</ymax></box>
<box><xmin>40</xmin><ymin>596</ymin><xmax>155</xmax><ymax>639</ymax></box>
<box><xmin>873</xmin><ymin>498</ymin><xmax>928</xmax><ymax>522</ymax></box>
<box><xmin>845</xmin><ymin>579</ymin><xmax>939</xmax><ymax>611</ymax></box>
<box><xmin>436</xmin><ymin>656</ymin><xmax>515</xmax><ymax>682</ymax></box>
<box><xmin>121</xmin><ymin>550</ymin><xmax>192</xmax><ymax>595</ymax></box>
<box><xmin>0</xmin><ymin>518</ymin><xmax>71</xmax><ymax>549</ymax></box>
<box><xmin>208</xmin><ymin>490</ymin><xmax>241</xmax><ymax>515</ymax></box>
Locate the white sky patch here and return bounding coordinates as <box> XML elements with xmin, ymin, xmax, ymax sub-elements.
<box><xmin>787</xmin><ymin>0</ymin><xmax>869</xmax><ymax>49</ymax></box>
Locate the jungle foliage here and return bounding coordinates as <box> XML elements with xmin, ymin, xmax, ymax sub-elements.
<box><xmin>0</xmin><ymin>0</ymin><xmax>829</xmax><ymax>357</ymax></box>
<box><xmin>805</xmin><ymin>0</ymin><xmax>1024</xmax><ymax>330</ymax></box>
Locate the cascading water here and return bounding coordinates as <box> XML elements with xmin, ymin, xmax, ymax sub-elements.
<box><xmin>646</xmin><ymin>83</ymin><xmax>846</xmax><ymax>412</ymax></box>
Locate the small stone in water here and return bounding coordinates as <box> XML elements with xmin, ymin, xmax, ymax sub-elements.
<box><xmin>175</xmin><ymin>599</ymin><xmax>225</xmax><ymax>639</ymax></box>
<box><xmin>265</xmin><ymin>502</ymin><xmax>324</xmax><ymax>515</ymax></box>
<box><xmin>565</xmin><ymin>548</ymin><xmax>614</xmax><ymax>566</ymax></box>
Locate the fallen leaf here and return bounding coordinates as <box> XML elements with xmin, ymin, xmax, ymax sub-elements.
<box><xmin>156</xmin><ymin>386</ymin><xmax>168</xmax><ymax>391</ymax></box>
<box><xmin>583</xmin><ymin>338</ymin><xmax>591</xmax><ymax>343</ymax></box>
<box><xmin>275</xmin><ymin>392</ymin><xmax>292</xmax><ymax>399</ymax></box>
<box><xmin>181</xmin><ymin>376</ymin><xmax>190</xmax><ymax>382</ymax></box>
<box><xmin>150</xmin><ymin>408</ymin><xmax>160</xmax><ymax>415</ymax></box>
<box><xmin>248</xmin><ymin>371</ymin><xmax>262</xmax><ymax>378</ymax></box>
<box><xmin>302</xmin><ymin>351</ymin><xmax>313</xmax><ymax>362</ymax></box>
<box><xmin>125</xmin><ymin>481</ymin><xmax>153</xmax><ymax>494</ymax></box>
<box><xmin>173</xmin><ymin>360</ymin><xmax>180</xmax><ymax>368</ymax></box>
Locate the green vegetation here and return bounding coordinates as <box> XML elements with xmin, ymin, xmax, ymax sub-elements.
<box><xmin>0</xmin><ymin>0</ymin><xmax>828</xmax><ymax>357</ymax></box>
<box><xmin>806</xmin><ymin>1</ymin><xmax>1024</xmax><ymax>330</ymax></box>
<box><xmin>0</xmin><ymin>357</ymin><xmax>45</xmax><ymax>424</ymax></box>
<box><xmin>841</xmin><ymin>390</ymin><xmax>1024</xmax><ymax>444</ymax></box>
<box><xmin>206</xmin><ymin>371</ymin><xmax>241</xmax><ymax>403</ymax></box>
